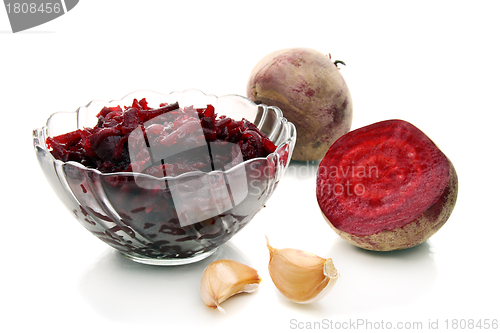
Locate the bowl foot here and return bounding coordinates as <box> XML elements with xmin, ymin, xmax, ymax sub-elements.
<box><xmin>119</xmin><ymin>247</ymin><xmax>218</xmax><ymax>266</ymax></box>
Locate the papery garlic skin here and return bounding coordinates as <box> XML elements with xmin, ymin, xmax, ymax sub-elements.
<box><xmin>200</xmin><ymin>259</ymin><xmax>262</xmax><ymax>313</ymax></box>
<box><xmin>266</xmin><ymin>237</ymin><xmax>339</xmax><ymax>303</ymax></box>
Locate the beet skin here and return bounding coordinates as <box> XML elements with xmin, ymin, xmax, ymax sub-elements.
<box><xmin>247</xmin><ymin>47</ymin><xmax>353</xmax><ymax>161</ymax></box>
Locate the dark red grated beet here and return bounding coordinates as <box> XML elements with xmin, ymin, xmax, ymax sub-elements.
<box><xmin>46</xmin><ymin>99</ymin><xmax>277</xmax><ymax>175</ymax></box>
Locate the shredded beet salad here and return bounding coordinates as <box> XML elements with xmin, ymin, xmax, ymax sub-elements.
<box><xmin>46</xmin><ymin>98</ymin><xmax>277</xmax><ymax>176</ymax></box>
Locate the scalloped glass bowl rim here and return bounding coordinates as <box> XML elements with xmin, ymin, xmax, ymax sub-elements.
<box><xmin>34</xmin><ymin>89</ymin><xmax>296</xmax><ymax>181</ymax></box>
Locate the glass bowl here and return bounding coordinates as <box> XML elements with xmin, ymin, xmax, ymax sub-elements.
<box><xmin>33</xmin><ymin>89</ymin><xmax>295</xmax><ymax>265</ymax></box>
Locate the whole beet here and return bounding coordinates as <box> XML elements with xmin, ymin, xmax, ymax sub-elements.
<box><xmin>246</xmin><ymin>47</ymin><xmax>353</xmax><ymax>161</ymax></box>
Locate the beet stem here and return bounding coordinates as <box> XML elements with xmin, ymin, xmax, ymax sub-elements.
<box><xmin>334</xmin><ymin>60</ymin><xmax>346</xmax><ymax>68</ymax></box>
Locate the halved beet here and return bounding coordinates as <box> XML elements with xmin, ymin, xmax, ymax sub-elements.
<box><xmin>316</xmin><ymin>119</ymin><xmax>458</xmax><ymax>251</ymax></box>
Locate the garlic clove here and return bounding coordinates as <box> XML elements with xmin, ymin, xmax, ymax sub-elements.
<box><xmin>200</xmin><ymin>259</ymin><xmax>262</xmax><ymax>313</ymax></box>
<box><xmin>266</xmin><ymin>236</ymin><xmax>339</xmax><ymax>304</ymax></box>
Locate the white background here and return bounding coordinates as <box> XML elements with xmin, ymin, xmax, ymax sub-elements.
<box><xmin>2</xmin><ymin>1</ymin><xmax>499</xmax><ymax>332</ymax></box>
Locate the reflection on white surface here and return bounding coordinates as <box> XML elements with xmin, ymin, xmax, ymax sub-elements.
<box><xmin>86</xmin><ymin>240</ymin><xmax>437</xmax><ymax>320</ymax></box>
<box><xmin>326</xmin><ymin>240</ymin><xmax>438</xmax><ymax>315</ymax></box>
<box><xmin>78</xmin><ymin>242</ymin><xmax>253</xmax><ymax>322</ymax></box>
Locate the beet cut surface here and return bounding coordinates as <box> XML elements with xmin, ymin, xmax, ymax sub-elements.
<box><xmin>316</xmin><ymin>119</ymin><xmax>458</xmax><ymax>251</ymax></box>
